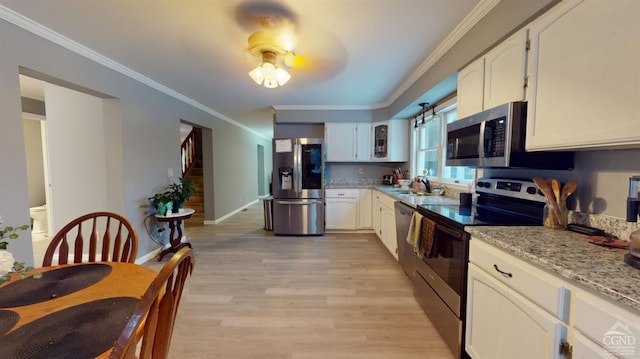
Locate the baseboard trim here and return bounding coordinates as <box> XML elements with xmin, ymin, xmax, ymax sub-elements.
<box><xmin>136</xmin><ymin>246</ymin><xmax>163</xmax><ymax>264</ymax></box>
<box><xmin>212</xmin><ymin>200</ymin><xmax>259</xmax><ymax>224</ymax></box>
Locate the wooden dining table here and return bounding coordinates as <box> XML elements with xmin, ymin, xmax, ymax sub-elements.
<box><xmin>0</xmin><ymin>261</ymin><xmax>157</xmax><ymax>358</ymax></box>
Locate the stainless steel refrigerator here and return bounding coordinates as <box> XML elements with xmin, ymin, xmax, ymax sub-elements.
<box><xmin>272</xmin><ymin>138</ymin><xmax>324</xmax><ymax>235</ymax></box>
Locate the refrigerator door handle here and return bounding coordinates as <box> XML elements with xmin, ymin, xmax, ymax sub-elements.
<box><xmin>294</xmin><ymin>142</ymin><xmax>301</xmax><ymax>194</ymax></box>
<box><xmin>276</xmin><ymin>199</ymin><xmax>324</xmax><ymax>205</ymax></box>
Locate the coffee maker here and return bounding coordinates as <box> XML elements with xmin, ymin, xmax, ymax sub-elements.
<box><xmin>625</xmin><ymin>176</ymin><xmax>640</xmax><ymax>269</ymax></box>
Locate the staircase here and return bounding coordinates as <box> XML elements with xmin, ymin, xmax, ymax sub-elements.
<box><xmin>184</xmin><ymin>159</ymin><xmax>204</xmax><ymax>226</ymax></box>
<box><xmin>181</xmin><ymin>127</ymin><xmax>204</xmax><ymax>226</ymax></box>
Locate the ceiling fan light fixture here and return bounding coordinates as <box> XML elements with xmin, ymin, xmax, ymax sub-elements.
<box><xmin>248</xmin><ymin>66</ymin><xmax>264</xmax><ymax>85</ymax></box>
<box><xmin>248</xmin><ymin>50</ymin><xmax>291</xmax><ymax>88</ymax></box>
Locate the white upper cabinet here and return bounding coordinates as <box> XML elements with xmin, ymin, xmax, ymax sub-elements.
<box><xmin>325</xmin><ymin>122</ymin><xmax>371</xmax><ymax>162</ymax></box>
<box><xmin>483</xmin><ymin>30</ymin><xmax>528</xmax><ymax>109</ymax></box>
<box><xmin>371</xmin><ymin>120</ymin><xmax>409</xmax><ymax>162</ymax></box>
<box><xmin>526</xmin><ymin>0</ymin><xmax>640</xmax><ymax>150</ymax></box>
<box><xmin>457</xmin><ymin>57</ymin><xmax>485</xmax><ymax>119</ymax></box>
<box><xmin>457</xmin><ymin>29</ymin><xmax>527</xmax><ymax>119</ymax></box>
<box><xmin>355</xmin><ymin>123</ymin><xmax>372</xmax><ymax>161</ymax></box>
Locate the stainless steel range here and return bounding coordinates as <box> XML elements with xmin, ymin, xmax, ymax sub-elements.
<box><xmin>405</xmin><ymin>178</ymin><xmax>546</xmax><ymax>359</ymax></box>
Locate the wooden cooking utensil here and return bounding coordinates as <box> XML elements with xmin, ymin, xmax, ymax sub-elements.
<box><xmin>550</xmin><ymin>179</ymin><xmax>561</xmax><ymax>204</ymax></box>
<box><xmin>533</xmin><ymin>176</ymin><xmax>563</xmax><ymax>228</ymax></box>
<box><xmin>532</xmin><ymin>177</ymin><xmax>555</xmax><ymax>203</ymax></box>
<box><xmin>560</xmin><ymin>181</ymin><xmax>577</xmax><ymax>204</ymax></box>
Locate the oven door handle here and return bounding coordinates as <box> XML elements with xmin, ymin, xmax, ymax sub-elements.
<box><xmin>435</xmin><ymin>224</ymin><xmax>463</xmax><ymax>240</ymax></box>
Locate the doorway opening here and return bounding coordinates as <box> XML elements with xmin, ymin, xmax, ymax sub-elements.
<box><xmin>19</xmin><ymin>70</ymin><xmax>119</xmax><ymax>266</ymax></box>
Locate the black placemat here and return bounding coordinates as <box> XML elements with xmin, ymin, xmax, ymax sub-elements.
<box><xmin>0</xmin><ymin>296</ymin><xmax>139</xmax><ymax>359</ymax></box>
<box><xmin>0</xmin><ymin>263</ymin><xmax>112</xmax><ymax>308</ymax></box>
<box><xmin>0</xmin><ymin>310</ymin><xmax>19</xmax><ymax>335</ymax></box>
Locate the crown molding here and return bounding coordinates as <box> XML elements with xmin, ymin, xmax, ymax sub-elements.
<box><xmin>0</xmin><ymin>1</ymin><xmax>497</xmax><ymax>134</ymax></box>
<box><xmin>0</xmin><ymin>5</ymin><xmax>270</xmax><ymax>140</ymax></box>
<box><xmin>275</xmin><ymin>0</ymin><xmax>499</xmax><ymax>113</ymax></box>
<box><xmin>384</xmin><ymin>0</ymin><xmax>501</xmax><ymax>107</ymax></box>
<box><xmin>272</xmin><ymin>103</ymin><xmax>387</xmax><ymax>111</ymax></box>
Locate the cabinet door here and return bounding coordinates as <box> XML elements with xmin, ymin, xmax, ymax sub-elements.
<box><xmin>373</xmin><ymin>196</ymin><xmax>382</xmax><ymax>238</ymax></box>
<box><xmin>357</xmin><ymin>189</ymin><xmax>372</xmax><ymax>229</ymax></box>
<box><xmin>466</xmin><ymin>264</ymin><xmax>568</xmax><ymax>359</ymax></box>
<box><xmin>572</xmin><ymin>287</ymin><xmax>640</xmax><ymax>358</ymax></box>
<box><xmin>371</xmin><ymin>120</ymin><xmax>408</xmax><ymax>162</ymax></box>
<box><xmin>457</xmin><ymin>57</ymin><xmax>485</xmax><ymax>118</ymax></box>
<box><xmin>526</xmin><ymin>0</ymin><xmax>640</xmax><ymax>150</ymax></box>
<box><xmin>372</xmin><ymin>122</ymin><xmax>389</xmax><ymax>160</ymax></box>
<box><xmin>380</xmin><ymin>202</ymin><xmax>398</xmax><ymax>259</ymax></box>
<box><xmin>483</xmin><ymin>29</ymin><xmax>527</xmax><ymax>109</ymax></box>
<box><xmin>355</xmin><ymin>123</ymin><xmax>371</xmax><ymax>162</ymax></box>
<box><xmin>572</xmin><ymin>332</ymin><xmax>614</xmax><ymax>359</ymax></box>
<box><xmin>325</xmin><ymin>123</ymin><xmax>356</xmax><ymax>161</ymax></box>
<box><xmin>325</xmin><ymin>198</ymin><xmax>357</xmax><ymax>230</ymax></box>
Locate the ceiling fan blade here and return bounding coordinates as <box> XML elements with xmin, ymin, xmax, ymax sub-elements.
<box><xmin>234</xmin><ymin>1</ymin><xmax>298</xmax><ymax>31</ymax></box>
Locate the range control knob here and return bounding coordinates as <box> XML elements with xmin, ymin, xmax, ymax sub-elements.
<box><xmin>526</xmin><ymin>186</ymin><xmax>537</xmax><ymax>195</ymax></box>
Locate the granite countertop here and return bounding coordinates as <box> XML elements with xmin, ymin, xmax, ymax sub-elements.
<box><xmin>466</xmin><ymin>226</ymin><xmax>640</xmax><ymax>313</ymax></box>
<box><xmin>375</xmin><ymin>187</ymin><xmax>458</xmax><ymax>207</ymax></box>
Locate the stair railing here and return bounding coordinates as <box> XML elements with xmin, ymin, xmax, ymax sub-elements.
<box><xmin>181</xmin><ymin>128</ymin><xmax>198</xmax><ymax>177</ymax></box>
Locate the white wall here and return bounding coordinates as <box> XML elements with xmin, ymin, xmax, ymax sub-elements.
<box><xmin>44</xmin><ymin>82</ymin><xmax>109</xmax><ymax>231</ymax></box>
<box><xmin>0</xmin><ymin>18</ymin><xmax>271</xmax><ymax>265</ymax></box>
<box><xmin>484</xmin><ymin>149</ymin><xmax>640</xmax><ymax>220</ymax></box>
<box><xmin>22</xmin><ymin>117</ymin><xmax>46</xmax><ymax>207</ymax></box>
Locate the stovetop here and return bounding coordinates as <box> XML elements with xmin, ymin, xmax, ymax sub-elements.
<box><xmin>418</xmin><ymin>178</ymin><xmax>546</xmax><ymax>228</ymax></box>
<box><xmin>418</xmin><ymin>202</ymin><xmax>542</xmax><ymax>227</ymax></box>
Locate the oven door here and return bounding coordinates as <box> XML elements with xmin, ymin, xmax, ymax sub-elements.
<box><xmin>416</xmin><ymin>222</ymin><xmax>468</xmax><ymax>317</ymax></box>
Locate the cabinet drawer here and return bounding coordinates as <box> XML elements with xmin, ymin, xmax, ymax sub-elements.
<box><xmin>469</xmin><ymin>239</ymin><xmax>570</xmax><ymax>320</ymax></box>
<box><xmin>573</xmin><ymin>289</ymin><xmax>640</xmax><ymax>348</ymax></box>
<box><xmin>374</xmin><ymin>191</ymin><xmax>396</xmax><ymax>208</ymax></box>
<box><xmin>326</xmin><ymin>189</ymin><xmax>359</xmax><ymax>198</ymax></box>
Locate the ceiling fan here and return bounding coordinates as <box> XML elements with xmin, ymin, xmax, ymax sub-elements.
<box><xmin>235</xmin><ymin>2</ymin><xmax>300</xmax><ymax>88</ymax></box>
<box><xmin>234</xmin><ymin>1</ymin><xmax>345</xmax><ymax>87</ymax></box>
<box><xmin>246</xmin><ymin>17</ymin><xmax>298</xmax><ymax>88</ymax></box>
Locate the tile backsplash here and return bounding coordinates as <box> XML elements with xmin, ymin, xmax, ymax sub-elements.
<box><xmin>569</xmin><ymin>211</ymin><xmax>639</xmax><ymax>242</ymax></box>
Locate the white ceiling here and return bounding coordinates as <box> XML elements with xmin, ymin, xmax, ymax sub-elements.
<box><xmin>2</xmin><ymin>0</ymin><xmax>488</xmax><ymax>139</ymax></box>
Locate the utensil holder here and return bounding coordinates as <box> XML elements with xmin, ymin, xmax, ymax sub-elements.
<box><xmin>543</xmin><ymin>202</ymin><xmax>567</xmax><ymax>229</ymax></box>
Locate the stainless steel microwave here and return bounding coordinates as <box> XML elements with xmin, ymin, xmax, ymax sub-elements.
<box><xmin>446</xmin><ymin>101</ymin><xmax>573</xmax><ymax>169</ymax></box>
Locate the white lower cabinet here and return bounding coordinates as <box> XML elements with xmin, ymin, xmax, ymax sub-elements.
<box><xmin>466</xmin><ymin>264</ymin><xmax>568</xmax><ymax>359</ymax></box>
<box><xmin>325</xmin><ymin>189</ymin><xmax>358</xmax><ymax>230</ymax></box>
<box><xmin>357</xmin><ymin>189</ymin><xmax>372</xmax><ymax>229</ymax></box>
<box><xmin>572</xmin><ymin>332</ymin><xmax>614</xmax><ymax>359</ymax></box>
<box><xmin>325</xmin><ymin>188</ymin><xmax>373</xmax><ymax>231</ymax></box>
<box><xmin>373</xmin><ymin>190</ymin><xmax>397</xmax><ymax>260</ymax></box>
<box><xmin>467</xmin><ymin>238</ymin><xmax>640</xmax><ymax>359</ymax></box>
<box><xmin>571</xmin><ymin>288</ymin><xmax>640</xmax><ymax>359</ymax></box>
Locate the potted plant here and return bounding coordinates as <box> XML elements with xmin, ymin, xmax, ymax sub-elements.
<box><xmin>168</xmin><ymin>178</ymin><xmax>198</xmax><ymax>213</ymax></box>
<box><xmin>148</xmin><ymin>191</ymin><xmax>173</xmax><ymax>216</ymax></box>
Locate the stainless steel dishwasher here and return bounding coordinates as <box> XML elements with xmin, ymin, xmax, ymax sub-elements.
<box><xmin>394</xmin><ymin>201</ymin><xmax>417</xmax><ymax>281</ymax></box>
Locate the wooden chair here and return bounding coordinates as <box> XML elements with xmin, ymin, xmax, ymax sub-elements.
<box><xmin>42</xmin><ymin>211</ymin><xmax>139</xmax><ymax>267</ymax></box>
<box><xmin>110</xmin><ymin>247</ymin><xmax>195</xmax><ymax>359</ymax></box>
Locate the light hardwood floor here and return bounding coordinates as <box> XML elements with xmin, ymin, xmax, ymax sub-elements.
<box><xmin>152</xmin><ymin>203</ymin><xmax>455</xmax><ymax>359</ymax></box>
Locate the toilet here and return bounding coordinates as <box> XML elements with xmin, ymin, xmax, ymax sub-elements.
<box><xmin>30</xmin><ymin>205</ymin><xmax>48</xmax><ymax>234</ymax></box>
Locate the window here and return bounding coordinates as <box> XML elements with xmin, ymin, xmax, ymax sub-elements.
<box><xmin>410</xmin><ymin>98</ymin><xmax>474</xmax><ymax>184</ymax></box>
